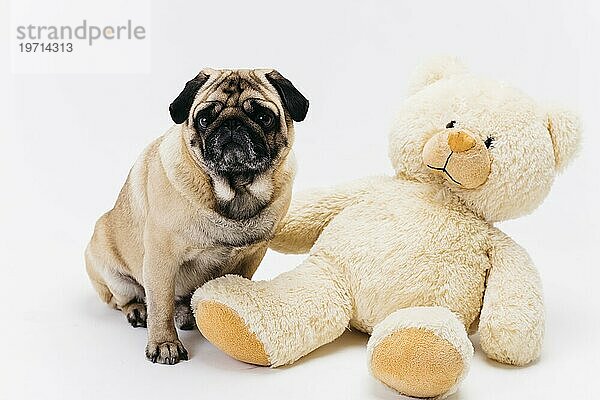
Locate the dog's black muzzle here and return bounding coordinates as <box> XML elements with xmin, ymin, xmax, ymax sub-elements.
<box><xmin>204</xmin><ymin>118</ymin><xmax>270</xmax><ymax>175</ymax></box>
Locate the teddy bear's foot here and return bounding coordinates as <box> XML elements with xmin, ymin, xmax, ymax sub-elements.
<box><xmin>196</xmin><ymin>300</ymin><xmax>270</xmax><ymax>365</ymax></box>
<box><xmin>370</xmin><ymin>328</ymin><xmax>463</xmax><ymax>398</ymax></box>
<box><xmin>367</xmin><ymin>306</ymin><xmax>473</xmax><ymax>399</ymax></box>
<box><xmin>193</xmin><ymin>254</ymin><xmax>353</xmax><ymax>367</ymax></box>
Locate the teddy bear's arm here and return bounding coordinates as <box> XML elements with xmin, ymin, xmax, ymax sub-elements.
<box><xmin>478</xmin><ymin>227</ymin><xmax>544</xmax><ymax>366</ymax></box>
<box><xmin>270</xmin><ymin>177</ymin><xmax>382</xmax><ymax>254</ymax></box>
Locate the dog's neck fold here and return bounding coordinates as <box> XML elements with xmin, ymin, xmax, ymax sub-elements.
<box><xmin>159</xmin><ymin>125</ymin><xmax>214</xmax><ymax>206</ymax></box>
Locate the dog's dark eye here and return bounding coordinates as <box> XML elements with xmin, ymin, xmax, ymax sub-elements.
<box><xmin>196</xmin><ymin>112</ymin><xmax>213</xmax><ymax>130</ymax></box>
<box><xmin>446</xmin><ymin>120</ymin><xmax>456</xmax><ymax>129</ymax></box>
<box><xmin>197</xmin><ymin>117</ymin><xmax>209</xmax><ymax>129</ymax></box>
<box><xmin>484</xmin><ymin>137</ymin><xmax>494</xmax><ymax>148</ymax></box>
<box><xmin>256</xmin><ymin>112</ymin><xmax>274</xmax><ymax>128</ymax></box>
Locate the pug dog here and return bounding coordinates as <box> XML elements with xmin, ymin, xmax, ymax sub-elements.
<box><xmin>85</xmin><ymin>69</ymin><xmax>308</xmax><ymax>364</ymax></box>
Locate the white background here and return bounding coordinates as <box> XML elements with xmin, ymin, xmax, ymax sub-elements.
<box><xmin>1</xmin><ymin>1</ymin><xmax>599</xmax><ymax>399</ymax></box>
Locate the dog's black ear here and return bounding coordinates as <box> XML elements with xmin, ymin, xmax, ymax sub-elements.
<box><xmin>266</xmin><ymin>70</ymin><xmax>309</xmax><ymax>122</ymax></box>
<box><xmin>169</xmin><ymin>71</ymin><xmax>210</xmax><ymax>124</ymax></box>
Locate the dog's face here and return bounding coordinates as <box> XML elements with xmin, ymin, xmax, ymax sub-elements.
<box><xmin>169</xmin><ymin>69</ymin><xmax>308</xmax><ymax>182</ymax></box>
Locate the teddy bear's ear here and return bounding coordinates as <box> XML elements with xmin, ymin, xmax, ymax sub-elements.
<box><xmin>547</xmin><ymin>108</ymin><xmax>581</xmax><ymax>171</ymax></box>
<box><xmin>408</xmin><ymin>56</ymin><xmax>469</xmax><ymax>95</ymax></box>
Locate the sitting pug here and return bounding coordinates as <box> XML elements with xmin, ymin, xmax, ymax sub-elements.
<box><xmin>85</xmin><ymin>69</ymin><xmax>308</xmax><ymax>364</ymax></box>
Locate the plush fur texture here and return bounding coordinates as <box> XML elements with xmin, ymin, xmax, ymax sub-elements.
<box><xmin>193</xmin><ymin>57</ymin><xmax>580</xmax><ymax>398</ymax></box>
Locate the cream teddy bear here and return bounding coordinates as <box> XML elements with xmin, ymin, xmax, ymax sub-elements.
<box><xmin>192</xmin><ymin>57</ymin><xmax>580</xmax><ymax>398</ymax></box>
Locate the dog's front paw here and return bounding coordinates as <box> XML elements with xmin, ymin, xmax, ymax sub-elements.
<box><xmin>145</xmin><ymin>339</ymin><xmax>188</xmax><ymax>365</ymax></box>
<box><xmin>175</xmin><ymin>301</ymin><xmax>196</xmax><ymax>331</ymax></box>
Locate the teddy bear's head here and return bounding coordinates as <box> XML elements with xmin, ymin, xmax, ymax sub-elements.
<box><xmin>389</xmin><ymin>57</ymin><xmax>580</xmax><ymax>222</ymax></box>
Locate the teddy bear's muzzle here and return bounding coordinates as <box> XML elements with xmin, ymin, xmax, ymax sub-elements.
<box><xmin>422</xmin><ymin>130</ymin><xmax>491</xmax><ymax>189</ymax></box>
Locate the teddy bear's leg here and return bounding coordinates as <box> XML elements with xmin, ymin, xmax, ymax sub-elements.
<box><xmin>367</xmin><ymin>306</ymin><xmax>473</xmax><ymax>399</ymax></box>
<box><xmin>192</xmin><ymin>252</ymin><xmax>352</xmax><ymax>367</ymax></box>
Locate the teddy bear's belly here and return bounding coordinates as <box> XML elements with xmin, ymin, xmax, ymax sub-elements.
<box><xmin>314</xmin><ymin>193</ymin><xmax>490</xmax><ymax>334</ymax></box>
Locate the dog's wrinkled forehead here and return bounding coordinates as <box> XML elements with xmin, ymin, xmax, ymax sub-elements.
<box><xmin>198</xmin><ymin>69</ymin><xmax>279</xmax><ymax>112</ymax></box>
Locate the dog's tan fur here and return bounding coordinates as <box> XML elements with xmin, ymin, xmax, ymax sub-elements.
<box><xmin>85</xmin><ymin>69</ymin><xmax>302</xmax><ymax>364</ymax></box>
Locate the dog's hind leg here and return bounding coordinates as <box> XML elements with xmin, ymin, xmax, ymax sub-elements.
<box><xmin>85</xmin><ymin>246</ymin><xmax>147</xmax><ymax>328</ymax></box>
<box><xmin>85</xmin><ymin>247</ymin><xmax>116</xmax><ymax>307</ymax></box>
<box><xmin>105</xmin><ymin>270</ymin><xmax>146</xmax><ymax>328</ymax></box>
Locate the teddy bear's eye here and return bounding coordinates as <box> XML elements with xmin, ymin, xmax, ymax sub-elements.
<box><xmin>446</xmin><ymin>120</ymin><xmax>456</xmax><ymax>129</ymax></box>
<box><xmin>484</xmin><ymin>137</ymin><xmax>494</xmax><ymax>148</ymax></box>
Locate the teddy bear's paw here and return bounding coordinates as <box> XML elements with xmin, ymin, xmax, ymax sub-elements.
<box><xmin>369</xmin><ymin>327</ymin><xmax>464</xmax><ymax>398</ymax></box>
<box><xmin>196</xmin><ymin>300</ymin><xmax>270</xmax><ymax>366</ymax></box>
<box><xmin>478</xmin><ymin>318</ymin><xmax>543</xmax><ymax>366</ymax></box>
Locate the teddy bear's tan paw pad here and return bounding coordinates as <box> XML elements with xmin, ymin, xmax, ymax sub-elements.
<box><xmin>196</xmin><ymin>300</ymin><xmax>270</xmax><ymax>366</ymax></box>
<box><xmin>370</xmin><ymin>327</ymin><xmax>464</xmax><ymax>398</ymax></box>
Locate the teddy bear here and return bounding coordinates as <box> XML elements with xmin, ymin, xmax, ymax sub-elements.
<box><xmin>191</xmin><ymin>57</ymin><xmax>580</xmax><ymax>398</ymax></box>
